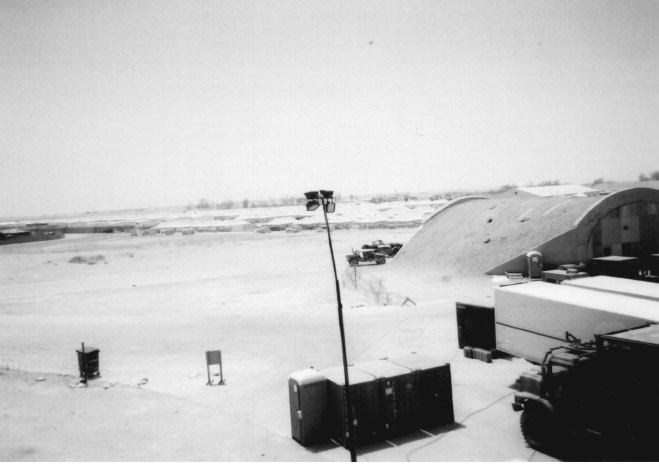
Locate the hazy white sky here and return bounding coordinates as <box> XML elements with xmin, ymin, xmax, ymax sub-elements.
<box><xmin>1</xmin><ymin>0</ymin><xmax>658</xmax><ymax>216</ymax></box>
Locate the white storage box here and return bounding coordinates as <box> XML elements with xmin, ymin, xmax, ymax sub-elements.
<box><xmin>495</xmin><ymin>282</ymin><xmax>659</xmax><ymax>363</ymax></box>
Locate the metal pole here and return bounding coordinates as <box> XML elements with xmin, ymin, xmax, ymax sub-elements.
<box><xmin>322</xmin><ymin>200</ymin><xmax>357</xmax><ymax>462</ymax></box>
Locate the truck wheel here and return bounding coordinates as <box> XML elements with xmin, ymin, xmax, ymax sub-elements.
<box><xmin>376</xmin><ymin>257</ymin><xmax>385</xmax><ymax>265</ymax></box>
<box><xmin>520</xmin><ymin>406</ymin><xmax>561</xmax><ymax>455</ymax></box>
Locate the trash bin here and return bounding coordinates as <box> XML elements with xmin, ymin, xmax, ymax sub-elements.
<box><xmin>77</xmin><ymin>344</ymin><xmax>100</xmax><ymax>380</ymax></box>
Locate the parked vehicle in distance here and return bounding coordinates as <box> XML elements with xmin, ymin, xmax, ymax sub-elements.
<box><xmin>361</xmin><ymin>240</ymin><xmax>403</xmax><ymax>257</ymax></box>
<box><xmin>346</xmin><ymin>249</ymin><xmax>386</xmax><ymax>266</ymax></box>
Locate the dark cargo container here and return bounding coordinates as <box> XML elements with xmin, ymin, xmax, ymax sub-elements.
<box><xmin>455</xmin><ymin>302</ymin><xmax>496</xmax><ymax>350</ymax></box>
<box><xmin>288</xmin><ymin>368</ymin><xmax>329</xmax><ymax>446</ymax></box>
<box><xmin>588</xmin><ymin>255</ymin><xmax>639</xmax><ymax>279</ymax></box>
<box><xmin>322</xmin><ymin>365</ymin><xmax>380</xmax><ymax>447</ymax></box>
<box><xmin>353</xmin><ymin>359</ymin><xmax>417</xmax><ymax>437</ymax></box>
<box><xmin>386</xmin><ymin>354</ymin><xmax>454</xmax><ymax>428</ymax></box>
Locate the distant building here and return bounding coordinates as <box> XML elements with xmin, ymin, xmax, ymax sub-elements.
<box><xmin>394</xmin><ymin>187</ymin><xmax>659</xmax><ymax>275</ymax></box>
<box><xmin>512</xmin><ymin>184</ymin><xmax>597</xmax><ymax>198</ymax></box>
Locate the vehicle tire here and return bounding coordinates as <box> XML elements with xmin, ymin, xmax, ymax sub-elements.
<box><xmin>520</xmin><ymin>406</ymin><xmax>562</xmax><ymax>455</ymax></box>
<box><xmin>376</xmin><ymin>257</ymin><xmax>385</xmax><ymax>265</ymax></box>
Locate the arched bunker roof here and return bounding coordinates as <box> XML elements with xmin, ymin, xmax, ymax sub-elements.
<box><xmin>393</xmin><ymin>187</ymin><xmax>659</xmax><ymax>276</ymax></box>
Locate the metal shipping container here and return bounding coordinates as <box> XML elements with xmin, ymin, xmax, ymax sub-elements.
<box><xmin>494</xmin><ymin>282</ymin><xmax>659</xmax><ymax>363</ymax></box>
<box><xmin>288</xmin><ymin>368</ymin><xmax>329</xmax><ymax>446</ymax></box>
<box><xmin>386</xmin><ymin>354</ymin><xmax>454</xmax><ymax>428</ymax></box>
<box><xmin>588</xmin><ymin>255</ymin><xmax>640</xmax><ymax>279</ymax></box>
<box><xmin>321</xmin><ymin>365</ymin><xmax>380</xmax><ymax>447</ymax></box>
<box><xmin>353</xmin><ymin>359</ymin><xmax>417</xmax><ymax>437</ymax></box>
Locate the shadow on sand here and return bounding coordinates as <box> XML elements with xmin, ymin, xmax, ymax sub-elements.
<box><xmin>305</xmin><ymin>423</ymin><xmax>466</xmax><ymax>456</ymax></box>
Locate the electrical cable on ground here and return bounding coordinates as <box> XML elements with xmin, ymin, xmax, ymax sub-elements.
<box><xmin>404</xmin><ymin>391</ymin><xmax>516</xmax><ymax>461</ymax></box>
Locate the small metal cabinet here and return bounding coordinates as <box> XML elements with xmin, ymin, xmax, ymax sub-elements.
<box><xmin>288</xmin><ymin>368</ymin><xmax>329</xmax><ymax>446</ymax></box>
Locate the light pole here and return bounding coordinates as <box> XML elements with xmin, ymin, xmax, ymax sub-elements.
<box><xmin>304</xmin><ymin>190</ymin><xmax>357</xmax><ymax>462</ymax></box>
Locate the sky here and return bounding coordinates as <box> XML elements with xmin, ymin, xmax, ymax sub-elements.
<box><xmin>1</xmin><ymin>0</ymin><xmax>658</xmax><ymax>217</ymax></box>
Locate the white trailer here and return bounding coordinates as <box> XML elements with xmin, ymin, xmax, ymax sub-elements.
<box><xmin>563</xmin><ymin>275</ymin><xmax>659</xmax><ymax>302</ymax></box>
<box><xmin>494</xmin><ymin>282</ymin><xmax>659</xmax><ymax>363</ymax></box>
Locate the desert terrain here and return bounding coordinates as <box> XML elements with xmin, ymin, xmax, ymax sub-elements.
<box><xmin>0</xmin><ymin>210</ymin><xmax>554</xmax><ymax>461</ymax></box>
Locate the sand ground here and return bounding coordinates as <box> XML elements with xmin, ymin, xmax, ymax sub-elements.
<box><xmin>0</xmin><ymin>229</ymin><xmax>555</xmax><ymax>461</ymax></box>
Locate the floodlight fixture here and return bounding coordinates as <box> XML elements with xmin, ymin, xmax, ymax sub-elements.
<box><xmin>306</xmin><ymin>200</ymin><xmax>320</xmax><ymax>212</ymax></box>
<box><xmin>319</xmin><ymin>190</ymin><xmax>334</xmax><ymax>199</ymax></box>
<box><xmin>325</xmin><ymin>200</ymin><xmax>336</xmax><ymax>213</ymax></box>
<box><xmin>304</xmin><ymin>191</ymin><xmax>320</xmax><ymax>200</ymax></box>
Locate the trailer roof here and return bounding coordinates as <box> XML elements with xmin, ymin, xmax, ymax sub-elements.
<box><xmin>600</xmin><ymin>325</ymin><xmax>659</xmax><ymax>347</ymax></box>
<box><xmin>495</xmin><ymin>282</ymin><xmax>659</xmax><ymax>323</ymax></box>
<box><xmin>563</xmin><ymin>276</ymin><xmax>659</xmax><ymax>302</ymax></box>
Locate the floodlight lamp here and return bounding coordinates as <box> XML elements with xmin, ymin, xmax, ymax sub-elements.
<box><xmin>319</xmin><ymin>190</ymin><xmax>334</xmax><ymax>199</ymax></box>
<box><xmin>325</xmin><ymin>201</ymin><xmax>336</xmax><ymax>213</ymax></box>
<box><xmin>306</xmin><ymin>200</ymin><xmax>320</xmax><ymax>211</ymax></box>
<box><xmin>304</xmin><ymin>191</ymin><xmax>320</xmax><ymax>200</ymax></box>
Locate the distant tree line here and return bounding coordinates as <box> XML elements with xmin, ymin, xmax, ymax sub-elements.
<box><xmin>189</xmin><ymin>194</ymin><xmax>345</xmax><ymax>211</ymax></box>
<box><xmin>639</xmin><ymin>171</ymin><xmax>659</xmax><ymax>181</ymax></box>
<box><xmin>530</xmin><ymin>180</ymin><xmax>561</xmax><ymax>187</ymax></box>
